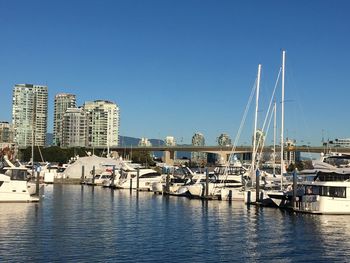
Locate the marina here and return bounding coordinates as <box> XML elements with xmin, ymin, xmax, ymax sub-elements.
<box><xmin>1</xmin><ymin>1</ymin><xmax>350</xmax><ymax>262</ymax></box>
<box><xmin>1</xmin><ymin>185</ymin><xmax>350</xmax><ymax>262</ymax></box>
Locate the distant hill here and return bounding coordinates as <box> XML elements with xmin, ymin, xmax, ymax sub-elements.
<box><xmin>119</xmin><ymin>136</ymin><xmax>165</xmax><ymax>147</ymax></box>
<box><xmin>44</xmin><ymin>134</ymin><xmax>190</xmax><ymax>159</ymax></box>
<box><xmin>119</xmin><ymin>136</ymin><xmax>140</xmax><ymax>146</ymax></box>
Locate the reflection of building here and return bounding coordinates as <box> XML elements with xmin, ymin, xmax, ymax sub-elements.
<box><xmin>218</xmin><ymin>133</ymin><xmax>232</xmax><ymax>146</ymax></box>
<box><xmin>12</xmin><ymin>84</ymin><xmax>48</xmax><ymax>148</ymax></box>
<box><xmin>139</xmin><ymin>137</ymin><xmax>152</xmax><ymax>147</ymax></box>
<box><xmin>191</xmin><ymin>132</ymin><xmax>207</xmax><ymax>165</ymax></box>
<box><xmin>0</xmin><ymin>122</ymin><xmax>14</xmax><ymax>143</ymax></box>
<box><xmin>84</xmin><ymin>100</ymin><xmax>120</xmax><ymax>148</ymax></box>
<box><xmin>53</xmin><ymin>93</ymin><xmax>76</xmax><ymax>146</ymax></box>
<box><xmin>62</xmin><ymin>108</ymin><xmax>87</xmax><ymax>147</ymax></box>
<box><xmin>165</xmin><ymin>136</ymin><xmax>176</xmax><ymax>146</ymax></box>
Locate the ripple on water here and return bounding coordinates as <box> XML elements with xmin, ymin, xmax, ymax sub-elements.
<box><xmin>0</xmin><ymin>185</ymin><xmax>350</xmax><ymax>262</ymax></box>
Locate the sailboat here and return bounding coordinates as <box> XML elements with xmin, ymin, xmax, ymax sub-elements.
<box><xmin>244</xmin><ymin>50</ymin><xmax>289</xmax><ymax>205</ymax></box>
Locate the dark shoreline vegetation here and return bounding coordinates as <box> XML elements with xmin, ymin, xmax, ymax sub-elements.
<box><xmin>15</xmin><ymin>146</ymin><xmax>308</xmax><ymax>172</ymax></box>
<box><xmin>18</xmin><ymin>146</ymin><xmax>156</xmax><ymax>167</ymax></box>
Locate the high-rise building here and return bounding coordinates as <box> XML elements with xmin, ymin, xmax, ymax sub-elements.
<box><xmin>165</xmin><ymin>136</ymin><xmax>176</xmax><ymax>146</ymax></box>
<box><xmin>61</xmin><ymin>107</ymin><xmax>87</xmax><ymax>147</ymax></box>
<box><xmin>0</xmin><ymin>122</ymin><xmax>14</xmax><ymax>143</ymax></box>
<box><xmin>217</xmin><ymin>133</ymin><xmax>232</xmax><ymax>146</ymax></box>
<box><xmin>53</xmin><ymin>93</ymin><xmax>76</xmax><ymax>146</ymax></box>
<box><xmin>252</xmin><ymin>129</ymin><xmax>265</xmax><ymax>148</ymax></box>
<box><xmin>12</xmin><ymin>84</ymin><xmax>48</xmax><ymax>148</ymax></box>
<box><xmin>84</xmin><ymin>100</ymin><xmax>120</xmax><ymax>148</ymax></box>
<box><xmin>191</xmin><ymin>132</ymin><xmax>207</xmax><ymax>165</ymax></box>
<box><xmin>138</xmin><ymin>137</ymin><xmax>152</xmax><ymax>147</ymax></box>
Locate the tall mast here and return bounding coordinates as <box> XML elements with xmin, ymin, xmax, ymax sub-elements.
<box><xmin>31</xmin><ymin>90</ymin><xmax>36</xmax><ymax>174</ymax></box>
<box><xmin>252</xmin><ymin>64</ymin><xmax>261</xmax><ymax>176</ymax></box>
<box><xmin>273</xmin><ymin>100</ymin><xmax>276</xmax><ymax>176</ymax></box>
<box><xmin>280</xmin><ymin>50</ymin><xmax>286</xmax><ymax>189</ymax></box>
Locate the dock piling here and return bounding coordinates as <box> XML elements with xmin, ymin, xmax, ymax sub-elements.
<box><xmin>293</xmin><ymin>168</ymin><xmax>297</xmax><ymax>209</ymax></box>
<box><xmin>111</xmin><ymin>166</ymin><xmax>115</xmax><ymax>188</ymax></box>
<box><xmin>92</xmin><ymin>166</ymin><xmax>95</xmax><ymax>186</ymax></box>
<box><xmin>255</xmin><ymin>169</ymin><xmax>260</xmax><ymax>203</ymax></box>
<box><xmin>165</xmin><ymin>168</ymin><xmax>170</xmax><ymax>194</ymax></box>
<box><xmin>81</xmin><ymin>165</ymin><xmax>85</xmax><ymax>184</ymax></box>
<box><xmin>205</xmin><ymin>168</ymin><xmax>209</xmax><ymax>197</ymax></box>
<box><xmin>35</xmin><ymin>168</ymin><xmax>40</xmax><ymax>196</ymax></box>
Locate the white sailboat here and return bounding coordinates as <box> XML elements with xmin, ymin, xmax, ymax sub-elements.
<box><xmin>245</xmin><ymin>50</ymin><xmax>288</xmax><ymax>205</ymax></box>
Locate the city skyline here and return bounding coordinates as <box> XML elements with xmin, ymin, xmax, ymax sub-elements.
<box><xmin>1</xmin><ymin>1</ymin><xmax>350</xmax><ymax>145</ymax></box>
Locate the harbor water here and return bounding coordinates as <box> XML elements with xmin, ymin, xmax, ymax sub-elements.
<box><xmin>1</xmin><ymin>185</ymin><xmax>349</xmax><ymax>262</ymax></box>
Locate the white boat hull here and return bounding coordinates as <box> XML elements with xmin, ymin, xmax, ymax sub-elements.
<box><xmin>0</xmin><ymin>179</ymin><xmax>39</xmax><ymax>202</ymax></box>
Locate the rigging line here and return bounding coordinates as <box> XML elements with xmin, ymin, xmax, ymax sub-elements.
<box><xmin>38</xmin><ymin>146</ymin><xmax>45</xmax><ymax>163</ymax></box>
<box><xmin>261</xmin><ymin>67</ymin><xmax>282</xmax><ymax>134</ymax></box>
<box><xmin>222</xmin><ymin>77</ymin><xmax>257</xmax><ymax>181</ymax></box>
<box><xmin>252</xmin><ymin>67</ymin><xmax>281</xmax><ymax>168</ymax></box>
<box><xmin>286</xmin><ymin>64</ymin><xmax>313</xmax><ymax>158</ymax></box>
<box><xmin>256</xmin><ymin>102</ymin><xmax>275</xmax><ymax>168</ymax></box>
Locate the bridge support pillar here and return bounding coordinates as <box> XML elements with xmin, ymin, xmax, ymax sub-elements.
<box><xmin>217</xmin><ymin>152</ymin><xmax>228</xmax><ymax>164</ymax></box>
<box><xmin>163</xmin><ymin>150</ymin><xmax>175</xmax><ymax>166</ymax></box>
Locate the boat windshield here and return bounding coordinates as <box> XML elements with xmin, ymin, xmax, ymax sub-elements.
<box><xmin>324</xmin><ymin>156</ymin><xmax>350</xmax><ymax>168</ymax></box>
<box><xmin>316</xmin><ymin>172</ymin><xmax>350</xmax><ymax>182</ymax></box>
<box><xmin>305</xmin><ymin>185</ymin><xmax>346</xmax><ymax>198</ymax></box>
<box><xmin>140</xmin><ymin>172</ymin><xmax>160</xmax><ymax>178</ymax></box>
<box><xmin>9</xmin><ymin>169</ymin><xmax>28</xmax><ymax>181</ymax></box>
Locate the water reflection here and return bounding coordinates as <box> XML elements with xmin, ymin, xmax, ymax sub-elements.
<box><xmin>0</xmin><ymin>185</ymin><xmax>349</xmax><ymax>262</ymax></box>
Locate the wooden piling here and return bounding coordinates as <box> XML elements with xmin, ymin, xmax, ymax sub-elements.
<box><xmin>205</xmin><ymin>168</ymin><xmax>209</xmax><ymax>197</ymax></box>
<box><xmin>255</xmin><ymin>169</ymin><xmax>260</xmax><ymax>203</ymax></box>
<box><xmin>92</xmin><ymin>165</ymin><xmax>95</xmax><ymax>186</ymax></box>
<box><xmin>293</xmin><ymin>168</ymin><xmax>297</xmax><ymax>209</ymax></box>
<box><xmin>81</xmin><ymin>165</ymin><xmax>85</xmax><ymax>184</ymax></box>
<box><xmin>165</xmin><ymin>169</ymin><xmax>170</xmax><ymax>194</ymax></box>
<box><xmin>136</xmin><ymin>167</ymin><xmax>140</xmax><ymax>191</ymax></box>
<box><xmin>111</xmin><ymin>166</ymin><xmax>116</xmax><ymax>188</ymax></box>
<box><xmin>35</xmin><ymin>168</ymin><xmax>40</xmax><ymax>196</ymax></box>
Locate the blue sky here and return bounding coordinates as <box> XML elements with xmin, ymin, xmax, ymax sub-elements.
<box><xmin>0</xmin><ymin>0</ymin><xmax>349</xmax><ymax>146</ymax></box>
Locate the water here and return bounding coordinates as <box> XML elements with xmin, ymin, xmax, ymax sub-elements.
<box><xmin>0</xmin><ymin>185</ymin><xmax>349</xmax><ymax>262</ymax></box>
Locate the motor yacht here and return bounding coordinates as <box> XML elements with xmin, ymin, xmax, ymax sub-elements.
<box><xmin>115</xmin><ymin>166</ymin><xmax>162</xmax><ymax>191</ymax></box>
<box><xmin>267</xmin><ymin>158</ymin><xmax>350</xmax><ymax>214</ymax></box>
<box><xmin>280</xmin><ymin>170</ymin><xmax>350</xmax><ymax>214</ymax></box>
<box><xmin>0</xmin><ymin>166</ymin><xmax>39</xmax><ymax>202</ymax></box>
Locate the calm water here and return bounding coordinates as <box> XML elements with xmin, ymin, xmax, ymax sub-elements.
<box><xmin>0</xmin><ymin>185</ymin><xmax>350</xmax><ymax>262</ymax></box>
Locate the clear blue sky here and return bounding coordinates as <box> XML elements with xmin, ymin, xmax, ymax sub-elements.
<box><xmin>1</xmin><ymin>0</ymin><xmax>349</xmax><ymax>146</ymax></box>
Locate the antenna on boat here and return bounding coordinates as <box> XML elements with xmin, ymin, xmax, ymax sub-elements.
<box><xmin>280</xmin><ymin>50</ymin><xmax>286</xmax><ymax>190</ymax></box>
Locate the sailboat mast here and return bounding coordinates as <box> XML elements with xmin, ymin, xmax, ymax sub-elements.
<box><xmin>280</xmin><ymin>50</ymin><xmax>286</xmax><ymax>188</ymax></box>
<box><xmin>31</xmin><ymin>90</ymin><xmax>36</xmax><ymax>176</ymax></box>
<box><xmin>273</xmin><ymin>101</ymin><xmax>276</xmax><ymax>176</ymax></box>
<box><xmin>252</xmin><ymin>64</ymin><xmax>261</xmax><ymax>175</ymax></box>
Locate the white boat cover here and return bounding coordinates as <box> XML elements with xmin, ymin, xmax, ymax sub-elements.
<box><xmin>64</xmin><ymin>155</ymin><xmax>122</xmax><ymax>179</ymax></box>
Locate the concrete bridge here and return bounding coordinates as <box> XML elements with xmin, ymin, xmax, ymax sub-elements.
<box><xmin>110</xmin><ymin>145</ymin><xmax>349</xmax><ymax>165</ymax></box>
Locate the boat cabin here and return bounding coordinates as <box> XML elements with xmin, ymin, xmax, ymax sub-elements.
<box><xmin>5</xmin><ymin>168</ymin><xmax>29</xmax><ymax>181</ymax></box>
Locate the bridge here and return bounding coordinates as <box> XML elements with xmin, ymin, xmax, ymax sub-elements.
<box><xmin>110</xmin><ymin>145</ymin><xmax>350</xmax><ymax>165</ymax></box>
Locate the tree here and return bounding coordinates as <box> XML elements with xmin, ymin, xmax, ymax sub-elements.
<box><xmin>131</xmin><ymin>150</ymin><xmax>155</xmax><ymax>167</ymax></box>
